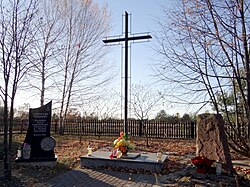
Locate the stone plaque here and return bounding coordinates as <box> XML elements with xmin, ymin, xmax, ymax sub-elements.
<box><xmin>23</xmin><ymin>101</ymin><xmax>55</xmax><ymax>159</ymax></box>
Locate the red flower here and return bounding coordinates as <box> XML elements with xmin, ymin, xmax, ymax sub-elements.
<box><xmin>109</xmin><ymin>152</ymin><xmax>114</xmax><ymax>159</ymax></box>
<box><xmin>191</xmin><ymin>156</ymin><xmax>214</xmax><ymax>167</ymax></box>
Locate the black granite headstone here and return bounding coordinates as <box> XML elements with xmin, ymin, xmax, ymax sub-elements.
<box><xmin>22</xmin><ymin>101</ymin><xmax>55</xmax><ymax>160</ymax></box>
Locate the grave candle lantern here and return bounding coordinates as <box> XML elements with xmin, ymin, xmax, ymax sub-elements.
<box><xmin>87</xmin><ymin>146</ymin><xmax>92</xmax><ymax>156</ymax></box>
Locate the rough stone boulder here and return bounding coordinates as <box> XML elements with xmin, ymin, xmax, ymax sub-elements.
<box><xmin>196</xmin><ymin>113</ymin><xmax>233</xmax><ymax>173</ymax></box>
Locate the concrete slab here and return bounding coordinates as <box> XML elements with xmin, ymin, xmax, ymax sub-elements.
<box><xmin>15</xmin><ymin>156</ymin><xmax>57</xmax><ymax>167</ymax></box>
<box><xmin>121</xmin><ymin>152</ymin><xmax>141</xmax><ymax>159</ymax></box>
<box><xmin>15</xmin><ymin>160</ymin><xmax>57</xmax><ymax>167</ymax></box>
<box><xmin>80</xmin><ymin>151</ymin><xmax>168</xmax><ymax>173</ymax></box>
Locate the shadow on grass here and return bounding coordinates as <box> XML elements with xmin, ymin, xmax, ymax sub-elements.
<box><xmin>0</xmin><ymin>135</ymin><xmax>72</xmax><ymax>186</ymax></box>
<box><xmin>0</xmin><ymin>134</ymin><xmax>24</xmax><ymax>160</ymax></box>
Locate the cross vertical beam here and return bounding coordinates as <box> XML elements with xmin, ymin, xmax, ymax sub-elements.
<box><xmin>103</xmin><ymin>11</ymin><xmax>152</xmax><ymax>140</ymax></box>
<box><xmin>124</xmin><ymin>11</ymin><xmax>128</xmax><ymax>136</ymax></box>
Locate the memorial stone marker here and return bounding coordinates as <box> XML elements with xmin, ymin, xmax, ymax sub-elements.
<box><xmin>16</xmin><ymin>101</ymin><xmax>56</xmax><ymax>162</ymax></box>
<box><xmin>196</xmin><ymin>113</ymin><xmax>233</xmax><ymax>173</ymax></box>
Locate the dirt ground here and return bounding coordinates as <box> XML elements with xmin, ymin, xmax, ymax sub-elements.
<box><xmin>1</xmin><ymin>134</ymin><xmax>250</xmax><ymax>186</ymax></box>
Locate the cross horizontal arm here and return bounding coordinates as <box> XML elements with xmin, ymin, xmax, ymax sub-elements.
<box><xmin>128</xmin><ymin>35</ymin><xmax>152</xmax><ymax>41</ymax></box>
<box><xmin>103</xmin><ymin>35</ymin><xmax>152</xmax><ymax>44</ymax></box>
<box><xmin>103</xmin><ymin>37</ymin><xmax>125</xmax><ymax>43</ymax></box>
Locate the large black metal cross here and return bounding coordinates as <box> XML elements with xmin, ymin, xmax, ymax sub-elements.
<box><xmin>103</xmin><ymin>11</ymin><xmax>152</xmax><ymax>139</ymax></box>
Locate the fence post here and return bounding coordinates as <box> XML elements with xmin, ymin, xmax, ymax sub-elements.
<box><xmin>139</xmin><ymin>120</ymin><xmax>142</xmax><ymax>137</ymax></box>
<box><xmin>94</xmin><ymin>119</ymin><xmax>97</xmax><ymax>136</ymax></box>
<box><xmin>55</xmin><ymin>120</ymin><xmax>58</xmax><ymax>134</ymax></box>
<box><xmin>21</xmin><ymin>120</ymin><xmax>24</xmax><ymax>134</ymax></box>
<box><xmin>191</xmin><ymin>121</ymin><xmax>195</xmax><ymax>139</ymax></box>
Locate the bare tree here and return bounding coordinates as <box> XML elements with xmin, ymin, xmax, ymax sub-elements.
<box><xmin>155</xmin><ymin>0</ymin><xmax>250</xmax><ymax>156</ymax></box>
<box><xmin>0</xmin><ymin>0</ymin><xmax>38</xmax><ymax>180</ymax></box>
<box><xmin>54</xmin><ymin>0</ymin><xmax>111</xmax><ymax>134</ymax></box>
<box><xmin>130</xmin><ymin>84</ymin><xmax>162</xmax><ymax>146</ymax></box>
<box><xmin>24</xmin><ymin>0</ymin><xmax>64</xmax><ymax>106</ymax></box>
<box><xmin>130</xmin><ymin>84</ymin><xmax>161</xmax><ymax>120</ymax></box>
<box><xmin>85</xmin><ymin>93</ymin><xmax>121</xmax><ymax>119</ymax></box>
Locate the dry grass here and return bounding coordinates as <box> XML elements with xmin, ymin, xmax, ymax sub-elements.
<box><xmin>2</xmin><ymin>133</ymin><xmax>250</xmax><ymax>186</ymax></box>
<box><xmin>2</xmin><ymin>134</ymin><xmax>197</xmax><ymax>186</ymax></box>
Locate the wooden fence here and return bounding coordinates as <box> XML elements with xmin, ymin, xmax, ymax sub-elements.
<box><xmin>0</xmin><ymin>118</ymin><xmax>196</xmax><ymax>139</ymax></box>
<box><xmin>1</xmin><ymin>117</ymin><xmax>249</xmax><ymax>140</ymax></box>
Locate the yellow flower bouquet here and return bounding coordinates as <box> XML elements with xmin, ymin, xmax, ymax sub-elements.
<box><xmin>110</xmin><ymin>132</ymin><xmax>135</xmax><ymax>158</ymax></box>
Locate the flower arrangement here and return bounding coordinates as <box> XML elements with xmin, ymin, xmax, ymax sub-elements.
<box><xmin>191</xmin><ymin>156</ymin><xmax>214</xmax><ymax>173</ymax></box>
<box><xmin>110</xmin><ymin>132</ymin><xmax>135</xmax><ymax>158</ymax></box>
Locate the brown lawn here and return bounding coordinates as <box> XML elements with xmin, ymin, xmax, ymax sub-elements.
<box><xmin>2</xmin><ymin>133</ymin><xmax>250</xmax><ymax>186</ymax></box>
<box><xmin>2</xmin><ymin>134</ymin><xmax>197</xmax><ymax>186</ymax></box>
